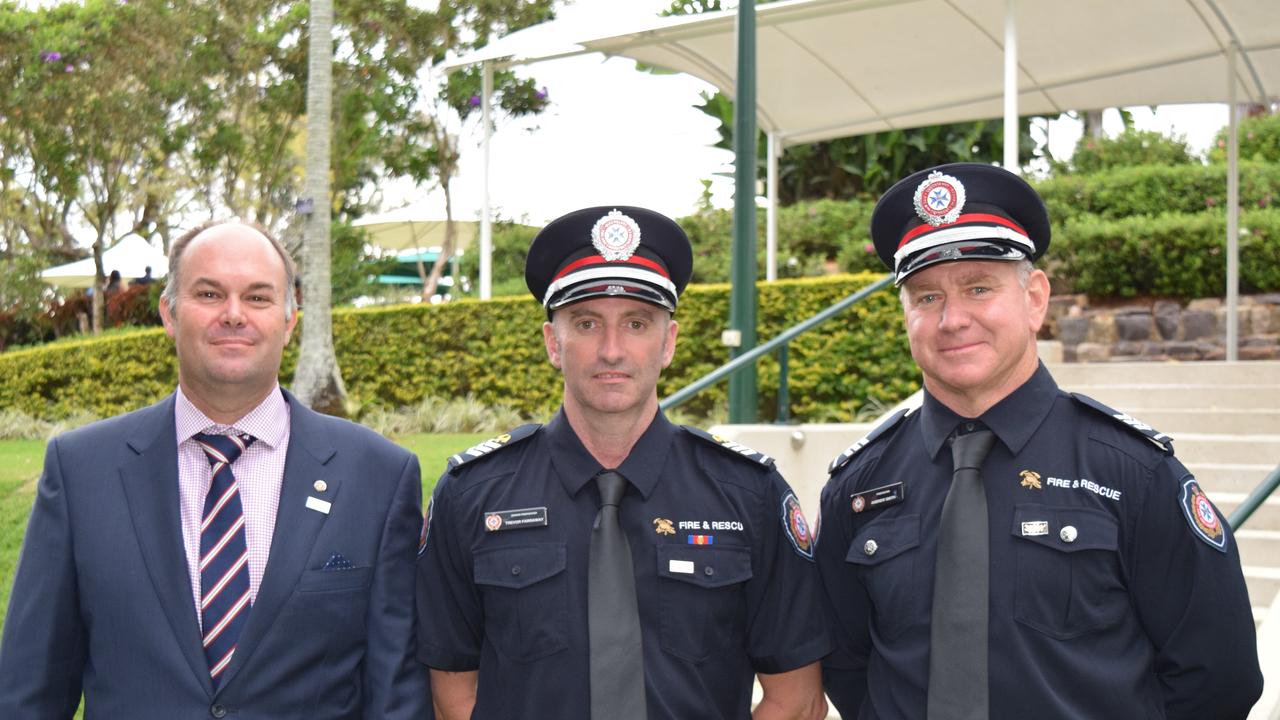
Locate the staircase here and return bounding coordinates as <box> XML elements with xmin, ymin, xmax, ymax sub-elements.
<box><xmin>720</xmin><ymin>359</ymin><xmax>1280</xmax><ymax>720</ymax></box>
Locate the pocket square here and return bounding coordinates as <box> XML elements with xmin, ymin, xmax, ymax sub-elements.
<box><xmin>321</xmin><ymin>552</ymin><xmax>355</xmax><ymax>571</ymax></box>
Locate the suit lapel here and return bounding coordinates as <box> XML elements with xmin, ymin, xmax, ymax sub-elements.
<box><xmin>118</xmin><ymin>395</ymin><xmax>214</xmax><ymax>698</ymax></box>
<box><xmin>217</xmin><ymin>392</ymin><xmax>338</xmax><ymax>690</ymax></box>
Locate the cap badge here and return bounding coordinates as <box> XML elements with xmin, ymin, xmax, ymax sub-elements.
<box><xmin>591</xmin><ymin>209</ymin><xmax>642</xmax><ymax>261</ymax></box>
<box><xmin>913</xmin><ymin>170</ymin><xmax>966</xmax><ymax>227</ymax></box>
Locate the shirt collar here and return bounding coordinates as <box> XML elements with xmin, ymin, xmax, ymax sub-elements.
<box><xmin>547</xmin><ymin>407</ymin><xmax>677</xmax><ymax>500</ymax></box>
<box><xmin>918</xmin><ymin>362</ymin><xmax>1059</xmax><ymax>460</ymax></box>
<box><xmin>175</xmin><ymin>384</ymin><xmax>291</xmax><ymax>449</ymax></box>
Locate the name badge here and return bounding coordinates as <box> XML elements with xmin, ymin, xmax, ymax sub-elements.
<box><xmin>669</xmin><ymin>559</ymin><xmax>695</xmax><ymax>574</ymax></box>
<box><xmin>306</xmin><ymin>496</ymin><xmax>332</xmax><ymax>515</ymax></box>
<box><xmin>1021</xmin><ymin>520</ymin><xmax>1049</xmax><ymax>537</ymax></box>
<box><xmin>483</xmin><ymin>506</ymin><xmax>549</xmax><ymax>532</ymax></box>
<box><xmin>851</xmin><ymin>482</ymin><xmax>905</xmax><ymax>513</ymax></box>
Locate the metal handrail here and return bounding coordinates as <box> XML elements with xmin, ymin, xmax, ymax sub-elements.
<box><xmin>1228</xmin><ymin>462</ymin><xmax>1280</xmax><ymax>530</ymax></box>
<box><xmin>660</xmin><ymin>274</ymin><xmax>894</xmax><ymax>413</ymax></box>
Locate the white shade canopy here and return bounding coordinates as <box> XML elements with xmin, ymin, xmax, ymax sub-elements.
<box><xmin>40</xmin><ymin>235</ymin><xmax>168</xmax><ymax>289</ymax></box>
<box><xmin>445</xmin><ymin>0</ymin><xmax>1278</xmax><ymax>149</ymax></box>
<box><xmin>352</xmin><ymin>206</ymin><xmax>479</xmax><ymax>253</ymax></box>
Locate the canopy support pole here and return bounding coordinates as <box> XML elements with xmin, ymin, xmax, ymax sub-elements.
<box><xmin>766</xmin><ymin>131</ymin><xmax>779</xmax><ymax>282</ymax></box>
<box><xmin>1003</xmin><ymin>0</ymin><xmax>1019</xmax><ymax>173</ymax></box>
<box><xmin>480</xmin><ymin>61</ymin><xmax>494</xmax><ymax>300</ymax></box>
<box><xmin>1226</xmin><ymin>42</ymin><xmax>1240</xmax><ymax>362</ymax></box>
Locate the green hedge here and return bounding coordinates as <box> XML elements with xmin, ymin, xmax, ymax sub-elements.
<box><xmin>1047</xmin><ymin>208</ymin><xmax>1280</xmax><ymax>298</ymax></box>
<box><xmin>1036</xmin><ymin>161</ymin><xmax>1279</xmax><ymax>222</ymax></box>
<box><xmin>0</xmin><ymin>273</ymin><xmax>918</xmax><ymax>423</ymax></box>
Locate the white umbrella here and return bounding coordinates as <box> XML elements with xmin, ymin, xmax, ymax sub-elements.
<box><xmin>40</xmin><ymin>235</ymin><xmax>168</xmax><ymax>289</ymax></box>
<box><xmin>351</xmin><ymin>206</ymin><xmax>481</xmax><ymax>253</ymax></box>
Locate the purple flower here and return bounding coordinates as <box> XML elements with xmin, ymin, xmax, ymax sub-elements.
<box><xmin>536</xmin><ymin>87</ymin><xmax>548</xmax><ymax>100</ymax></box>
<box><xmin>40</xmin><ymin>50</ymin><xmax>61</xmax><ymax>62</ymax></box>
<box><xmin>468</xmin><ymin>95</ymin><xmax>481</xmax><ymax>107</ymax></box>
<box><xmin>65</xmin><ymin>64</ymin><xmax>74</xmax><ymax>73</ymax></box>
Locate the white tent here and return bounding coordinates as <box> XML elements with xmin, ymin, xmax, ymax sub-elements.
<box><xmin>351</xmin><ymin>206</ymin><xmax>481</xmax><ymax>253</ymax></box>
<box><xmin>40</xmin><ymin>235</ymin><xmax>168</xmax><ymax>289</ymax></box>
<box><xmin>445</xmin><ymin>0</ymin><xmax>1277</xmax><ymax>357</ymax></box>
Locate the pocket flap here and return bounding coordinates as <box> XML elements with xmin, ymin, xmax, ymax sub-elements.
<box><xmin>1011</xmin><ymin>505</ymin><xmax>1118</xmax><ymax>553</ymax></box>
<box><xmin>473</xmin><ymin>543</ymin><xmax>566</xmax><ymax>589</ymax></box>
<box><xmin>845</xmin><ymin>513</ymin><xmax>920</xmax><ymax>566</ymax></box>
<box><xmin>656</xmin><ymin>544</ymin><xmax>752</xmax><ymax>589</ymax></box>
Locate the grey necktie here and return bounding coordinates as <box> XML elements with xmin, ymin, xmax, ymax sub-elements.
<box><xmin>588</xmin><ymin>470</ymin><xmax>647</xmax><ymax>720</ymax></box>
<box><xmin>927</xmin><ymin>427</ymin><xmax>997</xmax><ymax>720</ymax></box>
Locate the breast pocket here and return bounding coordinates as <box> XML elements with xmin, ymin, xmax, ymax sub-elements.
<box><xmin>656</xmin><ymin>544</ymin><xmax>753</xmax><ymax>663</ymax></box>
<box><xmin>473</xmin><ymin>543</ymin><xmax>569</xmax><ymax>662</ymax></box>
<box><xmin>844</xmin><ymin>513</ymin><xmax>923</xmax><ymax>640</ymax></box>
<box><xmin>1011</xmin><ymin>505</ymin><xmax>1128</xmax><ymax>639</ymax></box>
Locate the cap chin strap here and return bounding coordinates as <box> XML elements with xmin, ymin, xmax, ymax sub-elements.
<box><xmin>542</xmin><ymin>266</ymin><xmax>678</xmax><ymax>307</ymax></box>
<box><xmin>893</xmin><ymin>224</ymin><xmax>1034</xmax><ymax>267</ymax></box>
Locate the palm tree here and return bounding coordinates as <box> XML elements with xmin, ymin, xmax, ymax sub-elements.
<box><xmin>293</xmin><ymin>0</ymin><xmax>348</xmax><ymax>416</ymax></box>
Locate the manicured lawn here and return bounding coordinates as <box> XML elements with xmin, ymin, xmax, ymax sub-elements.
<box><xmin>0</xmin><ymin>432</ymin><xmax>485</xmax><ymax>653</ymax></box>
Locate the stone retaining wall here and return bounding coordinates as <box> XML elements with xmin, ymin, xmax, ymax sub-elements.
<box><xmin>1043</xmin><ymin>294</ymin><xmax>1280</xmax><ymax>362</ymax></box>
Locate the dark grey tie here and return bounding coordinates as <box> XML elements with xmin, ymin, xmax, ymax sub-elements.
<box><xmin>927</xmin><ymin>428</ymin><xmax>997</xmax><ymax>720</ymax></box>
<box><xmin>588</xmin><ymin>470</ymin><xmax>647</xmax><ymax>720</ymax></box>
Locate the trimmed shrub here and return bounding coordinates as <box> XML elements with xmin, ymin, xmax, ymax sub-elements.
<box><xmin>1036</xmin><ymin>161</ymin><xmax>1280</xmax><ymax>222</ymax></box>
<box><xmin>1048</xmin><ymin>208</ymin><xmax>1280</xmax><ymax>297</ymax></box>
<box><xmin>0</xmin><ymin>274</ymin><xmax>916</xmax><ymax>424</ymax></box>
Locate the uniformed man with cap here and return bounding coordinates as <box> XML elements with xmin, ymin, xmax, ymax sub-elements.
<box><xmin>417</xmin><ymin>206</ymin><xmax>832</xmax><ymax>720</ymax></box>
<box><xmin>814</xmin><ymin>163</ymin><xmax>1262</xmax><ymax>719</ymax></box>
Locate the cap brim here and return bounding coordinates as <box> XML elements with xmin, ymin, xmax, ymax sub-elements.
<box><xmin>547</xmin><ymin>279</ymin><xmax>675</xmax><ymax>312</ymax></box>
<box><xmin>895</xmin><ymin>240</ymin><xmax>1027</xmax><ymax>285</ymax></box>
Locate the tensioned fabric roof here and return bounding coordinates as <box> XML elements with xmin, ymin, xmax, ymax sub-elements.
<box><xmin>447</xmin><ymin>0</ymin><xmax>1278</xmax><ymax>148</ymax></box>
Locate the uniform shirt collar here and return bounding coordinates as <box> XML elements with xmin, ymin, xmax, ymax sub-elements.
<box><xmin>547</xmin><ymin>407</ymin><xmax>676</xmax><ymax>500</ymax></box>
<box><xmin>918</xmin><ymin>361</ymin><xmax>1058</xmax><ymax>460</ymax></box>
<box><xmin>175</xmin><ymin>383</ymin><xmax>290</xmax><ymax>449</ymax></box>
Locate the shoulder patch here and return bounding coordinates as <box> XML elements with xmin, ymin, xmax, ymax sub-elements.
<box><xmin>829</xmin><ymin>408</ymin><xmax>910</xmax><ymax>475</ymax></box>
<box><xmin>1070</xmin><ymin>393</ymin><xmax>1173</xmax><ymax>454</ymax></box>
<box><xmin>1179</xmin><ymin>476</ymin><xmax>1228</xmax><ymax>552</ymax></box>
<box><xmin>781</xmin><ymin>492</ymin><xmax>815</xmax><ymax>560</ymax></box>
<box><xmin>447</xmin><ymin>424</ymin><xmax>541</xmax><ymax>469</ymax></box>
<box><xmin>684</xmin><ymin>426</ymin><xmax>775</xmax><ymax>467</ymax></box>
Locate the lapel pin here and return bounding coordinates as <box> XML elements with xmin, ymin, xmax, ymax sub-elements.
<box><xmin>313</xmin><ymin>480</ymin><xmax>328</xmax><ymax>493</ymax></box>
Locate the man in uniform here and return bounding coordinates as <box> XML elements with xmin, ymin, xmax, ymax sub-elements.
<box><xmin>417</xmin><ymin>206</ymin><xmax>832</xmax><ymax>719</ymax></box>
<box><xmin>815</xmin><ymin>163</ymin><xmax>1263</xmax><ymax>719</ymax></box>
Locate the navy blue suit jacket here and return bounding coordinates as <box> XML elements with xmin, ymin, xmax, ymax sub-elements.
<box><xmin>0</xmin><ymin>390</ymin><xmax>430</xmax><ymax>719</ymax></box>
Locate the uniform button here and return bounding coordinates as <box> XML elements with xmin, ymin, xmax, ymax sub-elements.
<box><xmin>703</xmin><ymin>566</ymin><xmax>715</xmax><ymax>577</ymax></box>
<box><xmin>511</xmin><ymin>565</ymin><xmax>522</xmax><ymax>576</ymax></box>
<box><xmin>864</xmin><ymin>540</ymin><xmax>878</xmax><ymax>556</ymax></box>
<box><xmin>210</xmin><ymin>704</ymin><xmax>228</xmax><ymax>719</ymax></box>
<box><xmin>1060</xmin><ymin>526</ymin><xmax>1078</xmax><ymax>543</ymax></box>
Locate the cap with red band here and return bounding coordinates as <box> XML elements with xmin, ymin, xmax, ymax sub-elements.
<box><xmin>869</xmin><ymin>163</ymin><xmax>1051</xmax><ymax>285</ymax></box>
<box><xmin>526</xmin><ymin>206</ymin><xmax>693</xmax><ymax>314</ymax></box>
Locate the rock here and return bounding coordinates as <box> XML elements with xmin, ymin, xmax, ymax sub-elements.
<box><xmin>1087</xmin><ymin>313</ymin><xmax>1118</xmax><ymax>344</ymax></box>
<box><xmin>1057</xmin><ymin>316</ymin><xmax>1090</xmax><ymax>345</ymax></box>
<box><xmin>1075</xmin><ymin>342</ymin><xmax>1111</xmax><ymax>362</ymax></box>
<box><xmin>1187</xmin><ymin>298</ymin><xmax>1222</xmax><ymax>312</ymax></box>
<box><xmin>1115</xmin><ymin>313</ymin><xmax>1152</xmax><ymax>341</ymax></box>
<box><xmin>1153</xmin><ymin>300</ymin><xmax>1181</xmax><ymax>340</ymax></box>
<box><xmin>1251</xmin><ymin>305</ymin><xmax>1280</xmax><ymax>335</ymax></box>
<box><xmin>1182</xmin><ymin>310</ymin><xmax>1216</xmax><ymax>341</ymax></box>
<box><xmin>1165</xmin><ymin>341</ymin><xmax>1202</xmax><ymax>360</ymax></box>
<box><xmin>1113</xmin><ymin>340</ymin><xmax>1142</xmax><ymax>356</ymax></box>
<box><xmin>1215</xmin><ymin>307</ymin><xmax>1252</xmax><ymax>337</ymax></box>
<box><xmin>1240</xmin><ymin>345</ymin><xmax>1278</xmax><ymax>360</ymax></box>
<box><xmin>1113</xmin><ymin>304</ymin><xmax>1151</xmax><ymax>316</ymax></box>
<box><xmin>1139</xmin><ymin>341</ymin><xmax>1168</xmax><ymax>358</ymax></box>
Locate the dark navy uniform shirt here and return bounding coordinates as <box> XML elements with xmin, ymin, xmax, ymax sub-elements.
<box><xmin>417</xmin><ymin>409</ymin><xmax>832</xmax><ymax>719</ymax></box>
<box><xmin>815</xmin><ymin>363</ymin><xmax>1262</xmax><ymax>720</ymax></box>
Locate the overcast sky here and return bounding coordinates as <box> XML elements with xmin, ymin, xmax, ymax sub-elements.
<box><xmin>386</xmin><ymin>0</ymin><xmax>1233</xmax><ymax>226</ymax></box>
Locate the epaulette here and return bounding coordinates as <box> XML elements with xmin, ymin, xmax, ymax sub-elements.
<box><xmin>1071</xmin><ymin>393</ymin><xmax>1173</xmax><ymax>454</ymax></box>
<box><xmin>684</xmin><ymin>426</ymin><xmax>775</xmax><ymax>467</ymax></box>
<box><xmin>447</xmin><ymin>424</ymin><xmax>541</xmax><ymax>469</ymax></box>
<box><xmin>828</xmin><ymin>408</ymin><xmax>911</xmax><ymax>475</ymax></box>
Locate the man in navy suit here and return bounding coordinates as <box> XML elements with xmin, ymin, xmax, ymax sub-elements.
<box><xmin>0</xmin><ymin>221</ymin><xmax>430</xmax><ymax>719</ymax></box>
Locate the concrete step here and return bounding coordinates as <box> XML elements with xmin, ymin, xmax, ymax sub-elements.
<box><xmin>1245</xmin><ymin>566</ymin><xmax>1280</xmax><ymax>611</ymax></box>
<box><xmin>1126</xmin><ymin>408</ymin><xmax>1280</xmax><ymax>436</ymax></box>
<box><xmin>1065</xmin><ymin>384</ymin><xmax>1280</xmax><ymax>410</ymax></box>
<box><xmin>1050</xmin><ymin>360</ymin><xmax>1280</xmax><ymax>387</ymax></box>
<box><xmin>1170</xmin><ymin>434</ymin><xmax>1280</xmax><ymax>466</ymax></box>
<box><xmin>1237</xmin><ymin>529</ymin><xmax>1280</xmax><ymax>570</ymax></box>
<box><xmin>1189</xmin><ymin>463</ymin><xmax>1278</xmax><ymax>494</ymax></box>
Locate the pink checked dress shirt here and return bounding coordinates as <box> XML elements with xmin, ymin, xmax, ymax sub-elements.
<box><xmin>175</xmin><ymin>385</ymin><xmax>291</xmax><ymax>628</ymax></box>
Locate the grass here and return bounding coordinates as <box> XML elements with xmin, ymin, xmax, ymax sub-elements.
<box><xmin>0</xmin><ymin>431</ymin><xmax>486</xmax><ymax>679</ymax></box>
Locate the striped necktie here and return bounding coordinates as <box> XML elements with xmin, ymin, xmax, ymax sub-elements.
<box><xmin>194</xmin><ymin>431</ymin><xmax>256</xmax><ymax>688</ymax></box>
